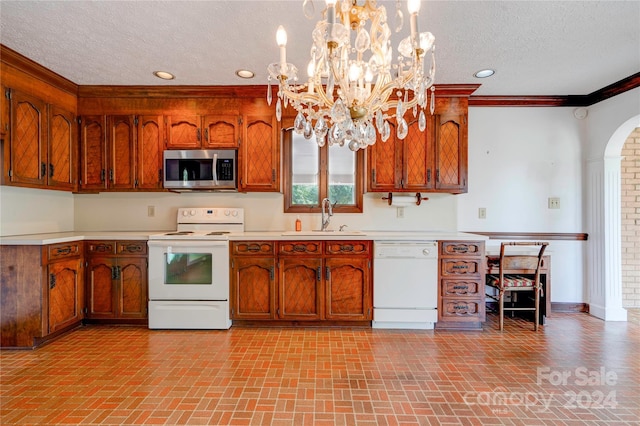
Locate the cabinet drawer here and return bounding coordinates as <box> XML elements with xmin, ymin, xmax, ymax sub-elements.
<box><xmin>232</xmin><ymin>241</ymin><xmax>275</xmax><ymax>256</ymax></box>
<box><xmin>86</xmin><ymin>241</ymin><xmax>116</xmax><ymax>255</ymax></box>
<box><xmin>439</xmin><ymin>298</ymin><xmax>485</xmax><ymax>321</ymax></box>
<box><xmin>440</xmin><ymin>241</ymin><xmax>483</xmax><ymax>257</ymax></box>
<box><xmin>440</xmin><ymin>259</ymin><xmax>482</xmax><ymax>277</ymax></box>
<box><xmin>325</xmin><ymin>240</ymin><xmax>370</xmax><ymax>256</ymax></box>
<box><xmin>47</xmin><ymin>241</ymin><xmax>82</xmax><ymax>260</ymax></box>
<box><xmin>441</xmin><ymin>279</ymin><xmax>481</xmax><ymax>297</ymax></box>
<box><xmin>116</xmin><ymin>241</ymin><xmax>147</xmax><ymax>255</ymax></box>
<box><xmin>278</xmin><ymin>241</ymin><xmax>322</xmax><ymax>256</ymax></box>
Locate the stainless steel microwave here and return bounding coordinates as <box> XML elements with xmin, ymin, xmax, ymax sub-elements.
<box><xmin>163</xmin><ymin>149</ymin><xmax>237</xmax><ymax>190</ymax></box>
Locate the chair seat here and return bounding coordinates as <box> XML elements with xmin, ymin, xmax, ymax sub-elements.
<box><xmin>488</xmin><ymin>274</ymin><xmax>535</xmax><ymax>289</ymax></box>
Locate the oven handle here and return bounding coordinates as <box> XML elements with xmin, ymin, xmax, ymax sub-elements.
<box><xmin>148</xmin><ymin>240</ymin><xmax>229</xmax><ymax>248</ymax></box>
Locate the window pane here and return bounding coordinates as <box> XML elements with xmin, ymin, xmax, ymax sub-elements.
<box><xmin>328</xmin><ymin>144</ymin><xmax>356</xmax><ymax>205</ymax></box>
<box><xmin>291</xmin><ymin>132</ymin><xmax>319</xmax><ymax>205</ymax></box>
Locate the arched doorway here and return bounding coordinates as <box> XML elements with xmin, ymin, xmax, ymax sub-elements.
<box><xmin>590</xmin><ymin>114</ymin><xmax>640</xmax><ymax>321</ymax></box>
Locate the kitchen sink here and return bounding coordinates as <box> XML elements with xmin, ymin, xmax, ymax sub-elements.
<box><xmin>281</xmin><ymin>230</ymin><xmax>367</xmax><ymax>236</ymax></box>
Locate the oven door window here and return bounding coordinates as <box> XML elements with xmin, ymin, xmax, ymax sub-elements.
<box><xmin>165</xmin><ymin>253</ymin><xmax>212</xmax><ymax>285</ymax></box>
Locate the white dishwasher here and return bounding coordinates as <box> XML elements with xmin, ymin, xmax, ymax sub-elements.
<box><xmin>373</xmin><ymin>241</ymin><xmax>439</xmax><ymax>329</ymax></box>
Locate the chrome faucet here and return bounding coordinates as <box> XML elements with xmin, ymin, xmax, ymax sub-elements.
<box><xmin>321</xmin><ymin>198</ymin><xmax>333</xmax><ymax>231</ymax></box>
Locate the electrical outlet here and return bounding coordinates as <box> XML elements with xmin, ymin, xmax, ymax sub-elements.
<box><xmin>396</xmin><ymin>206</ymin><xmax>405</xmax><ymax>218</ymax></box>
<box><xmin>147</xmin><ymin>205</ymin><xmax>155</xmax><ymax>217</ymax></box>
<box><xmin>478</xmin><ymin>208</ymin><xmax>486</xmax><ymax>219</ymax></box>
<box><xmin>548</xmin><ymin>197</ymin><xmax>560</xmax><ymax>209</ymax></box>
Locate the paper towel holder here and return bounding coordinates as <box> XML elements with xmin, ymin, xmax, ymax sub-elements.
<box><xmin>382</xmin><ymin>192</ymin><xmax>429</xmax><ymax>206</ymax></box>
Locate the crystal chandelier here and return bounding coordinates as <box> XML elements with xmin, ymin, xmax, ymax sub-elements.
<box><xmin>267</xmin><ymin>0</ymin><xmax>436</xmax><ymax>151</ymax></box>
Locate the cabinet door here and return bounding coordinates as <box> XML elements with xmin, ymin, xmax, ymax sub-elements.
<box><xmin>240</xmin><ymin>114</ymin><xmax>279</xmax><ymax>191</ymax></box>
<box><xmin>203</xmin><ymin>115</ymin><xmax>239</xmax><ymax>148</ymax></box>
<box><xmin>402</xmin><ymin>118</ymin><xmax>435</xmax><ymax>190</ymax></box>
<box><xmin>231</xmin><ymin>257</ymin><xmax>276</xmax><ymax>319</ymax></box>
<box><xmin>325</xmin><ymin>257</ymin><xmax>371</xmax><ymax>320</ymax></box>
<box><xmin>117</xmin><ymin>257</ymin><xmax>147</xmax><ymax>319</ymax></box>
<box><xmin>136</xmin><ymin>115</ymin><xmax>164</xmax><ymax>189</ymax></box>
<box><xmin>79</xmin><ymin>115</ymin><xmax>107</xmax><ymax>190</ymax></box>
<box><xmin>166</xmin><ymin>115</ymin><xmax>201</xmax><ymax>148</ymax></box>
<box><xmin>48</xmin><ymin>105</ymin><xmax>77</xmax><ymax>190</ymax></box>
<box><xmin>278</xmin><ymin>257</ymin><xmax>322</xmax><ymax>320</ymax></box>
<box><xmin>367</xmin><ymin>122</ymin><xmax>400</xmax><ymax>192</ymax></box>
<box><xmin>86</xmin><ymin>257</ymin><xmax>117</xmax><ymax>318</ymax></box>
<box><xmin>8</xmin><ymin>89</ymin><xmax>47</xmax><ymax>186</ymax></box>
<box><xmin>48</xmin><ymin>258</ymin><xmax>82</xmax><ymax>333</ymax></box>
<box><xmin>108</xmin><ymin>115</ymin><xmax>135</xmax><ymax>189</ymax></box>
<box><xmin>434</xmin><ymin>113</ymin><xmax>467</xmax><ymax>193</ymax></box>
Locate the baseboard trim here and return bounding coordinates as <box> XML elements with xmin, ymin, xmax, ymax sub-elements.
<box><xmin>551</xmin><ymin>303</ymin><xmax>589</xmax><ymax>313</ymax></box>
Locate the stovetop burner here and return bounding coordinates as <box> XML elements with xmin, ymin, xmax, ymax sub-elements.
<box><xmin>205</xmin><ymin>231</ymin><xmax>230</xmax><ymax>236</ymax></box>
<box><xmin>164</xmin><ymin>231</ymin><xmax>194</xmax><ymax>236</ymax></box>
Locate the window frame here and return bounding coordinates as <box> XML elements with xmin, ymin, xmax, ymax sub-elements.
<box><xmin>282</xmin><ymin>125</ymin><xmax>364</xmax><ymax>213</ymax></box>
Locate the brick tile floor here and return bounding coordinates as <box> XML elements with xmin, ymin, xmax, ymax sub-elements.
<box><xmin>1</xmin><ymin>313</ymin><xmax>639</xmax><ymax>425</ymax></box>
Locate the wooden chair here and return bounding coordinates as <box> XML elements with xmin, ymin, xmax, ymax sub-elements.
<box><xmin>486</xmin><ymin>242</ymin><xmax>549</xmax><ymax>331</ymax></box>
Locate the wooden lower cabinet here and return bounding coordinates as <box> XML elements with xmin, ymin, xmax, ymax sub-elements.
<box><xmin>230</xmin><ymin>240</ymin><xmax>372</xmax><ymax>324</ymax></box>
<box><xmin>0</xmin><ymin>241</ymin><xmax>84</xmax><ymax>348</ymax></box>
<box><xmin>436</xmin><ymin>240</ymin><xmax>486</xmax><ymax>329</ymax></box>
<box><xmin>85</xmin><ymin>240</ymin><xmax>148</xmax><ymax>322</ymax></box>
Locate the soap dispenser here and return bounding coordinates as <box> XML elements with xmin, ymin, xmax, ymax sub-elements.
<box><xmin>295</xmin><ymin>216</ymin><xmax>302</xmax><ymax>232</ymax></box>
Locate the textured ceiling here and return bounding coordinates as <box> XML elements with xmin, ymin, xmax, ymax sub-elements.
<box><xmin>1</xmin><ymin>0</ymin><xmax>639</xmax><ymax>96</ymax></box>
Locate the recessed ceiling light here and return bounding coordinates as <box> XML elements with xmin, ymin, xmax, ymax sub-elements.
<box><xmin>474</xmin><ymin>69</ymin><xmax>495</xmax><ymax>78</ymax></box>
<box><xmin>236</xmin><ymin>69</ymin><xmax>255</xmax><ymax>79</ymax></box>
<box><xmin>153</xmin><ymin>71</ymin><xmax>175</xmax><ymax>80</ymax></box>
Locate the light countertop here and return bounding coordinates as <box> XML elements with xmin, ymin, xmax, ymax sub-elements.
<box><xmin>0</xmin><ymin>230</ymin><xmax>488</xmax><ymax>246</ymax></box>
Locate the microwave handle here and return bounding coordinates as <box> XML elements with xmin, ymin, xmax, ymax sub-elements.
<box><xmin>212</xmin><ymin>153</ymin><xmax>218</xmax><ymax>186</ymax></box>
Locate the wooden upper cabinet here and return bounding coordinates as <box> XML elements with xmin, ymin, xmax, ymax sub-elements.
<box><xmin>6</xmin><ymin>89</ymin><xmax>47</xmax><ymax>186</ymax></box>
<box><xmin>434</xmin><ymin>112</ymin><xmax>467</xmax><ymax>193</ymax></box>
<box><xmin>203</xmin><ymin>115</ymin><xmax>239</xmax><ymax>148</ymax></box>
<box><xmin>48</xmin><ymin>105</ymin><xmax>77</xmax><ymax>190</ymax></box>
<box><xmin>79</xmin><ymin>115</ymin><xmax>107</xmax><ymax>190</ymax></box>
<box><xmin>136</xmin><ymin>115</ymin><xmax>164</xmax><ymax>189</ymax></box>
<box><xmin>108</xmin><ymin>115</ymin><xmax>135</xmax><ymax>190</ymax></box>
<box><xmin>368</xmin><ymin>122</ymin><xmax>400</xmax><ymax>192</ymax></box>
<box><xmin>240</xmin><ymin>114</ymin><xmax>279</xmax><ymax>192</ymax></box>
<box><xmin>165</xmin><ymin>115</ymin><xmax>202</xmax><ymax>149</ymax></box>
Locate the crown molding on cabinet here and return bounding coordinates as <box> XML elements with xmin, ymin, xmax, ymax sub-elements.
<box><xmin>0</xmin><ymin>45</ymin><xmax>78</xmax><ymax>95</ymax></box>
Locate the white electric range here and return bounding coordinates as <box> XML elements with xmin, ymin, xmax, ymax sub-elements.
<box><xmin>147</xmin><ymin>207</ymin><xmax>244</xmax><ymax>329</ymax></box>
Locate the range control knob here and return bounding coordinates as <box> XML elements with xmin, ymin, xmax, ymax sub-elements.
<box><xmin>232</xmin><ymin>210</ymin><xmax>238</xmax><ymax>217</ymax></box>
<box><xmin>224</xmin><ymin>209</ymin><xmax>231</xmax><ymax>216</ymax></box>
<box><xmin>190</xmin><ymin>210</ymin><xmax>196</xmax><ymax>216</ymax></box>
<box><xmin>422</xmin><ymin>249</ymin><xmax>431</xmax><ymax>256</ymax></box>
<box><xmin>181</xmin><ymin>210</ymin><xmax>189</xmax><ymax>216</ymax></box>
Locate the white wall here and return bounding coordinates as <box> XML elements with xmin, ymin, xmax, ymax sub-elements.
<box><xmin>72</xmin><ymin>191</ymin><xmax>458</xmax><ymax>233</ymax></box>
<box><xmin>0</xmin><ymin>185</ymin><xmax>74</xmax><ymax>236</ymax></box>
<box><xmin>458</xmin><ymin>107</ymin><xmax>586</xmax><ymax>304</ymax></box>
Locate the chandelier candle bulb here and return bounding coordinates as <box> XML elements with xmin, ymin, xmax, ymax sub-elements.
<box><xmin>276</xmin><ymin>26</ymin><xmax>287</xmax><ymax>70</ymax></box>
<box><xmin>408</xmin><ymin>0</ymin><xmax>421</xmax><ymax>44</ymax></box>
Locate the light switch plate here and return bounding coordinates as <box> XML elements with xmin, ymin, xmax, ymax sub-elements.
<box><xmin>478</xmin><ymin>208</ymin><xmax>486</xmax><ymax>219</ymax></box>
<box><xmin>148</xmin><ymin>205</ymin><xmax>155</xmax><ymax>217</ymax></box>
<box><xmin>396</xmin><ymin>207</ymin><xmax>405</xmax><ymax>218</ymax></box>
<box><xmin>548</xmin><ymin>197</ymin><xmax>560</xmax><ymax>209</ymax></box>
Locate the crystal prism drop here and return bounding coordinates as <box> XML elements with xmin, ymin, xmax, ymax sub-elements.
<box><xmin>418</xmin><ymin>110</ymin><xmax>426</xmax><ymax>132</ymax></box>
<box><xmin>355</xmin><ymin>29</ymin><xmax>371</xmax><ymax>53</ymax></box>
<box><xmin>348</xmin><ymin>140</ymin><xmax>359</xmax><ymax>152</ymax></box>
<box><xmin>344</xmin><ymin>119</ymin><xmax>356</xmax><ymax>140</ymax></box>
<box><xmin>430</xmin><ymin>87</ymin><xmax>435</xmax><ymax>115</ymax></box>
<box><xmin>294</xmin><ymin>112</ymin><xmax>305</xmax><ymax>134</ymax></box>
<box><xmin>275</xmin><ymin>98</ymin><xmax>282</xmax><ymax>121</ymax></box>
<box><xmin>365</xmin><ymin>122</ymin><xmax>377</xmax><ymax>145</ymax></box>
<box><xmin>314</xmin><ymin>117</ymin><xmax>328</xmax><ymax>138</ymax></box>
<box><xmin>329</xmin><ymin>122</ymin><xmax>343</xmax><ymax>146</ymax></box>
<box><xmin>396</xmin><ymin>99</ymin><xmax>404</xmax><ymax>120</ymax></box>
<box><xmin>303</xmin><ymin>119</ymin><xmax>313</xmax><ymax>139</ymax></box>
<box><xmin>331</xmin><ymin>99</ymin><xmax>347</xmax><ymax>123</ymax></box>
<box><xmin>375</xmin><ymin>110</ymin><xmax>384</xmax><ymax>131</ymax></box>
<box><xmin>326</xmin><ymin>74</ymin><xmax>335</xmax><ymax>100</ymax></box>
<box><xmin>267</xmin><ymin>80</ymin><xmax>272</xmax><ymax>106</ymax></box>
<box><xmin>381</xmin><ymin>121</ymin><xmax>391</xmax><ymax>142</ymax></box>
<box><xmin>317</xmin><ymin>133</ymin><xmax>326</xmax><ymax>147</ymax></box>
<box><xmin>397</xmin><ymin>118</ymin><xmax>408</xmax><ymax>140</ymax></box>
<box><xmin>302</xmin><ymin>0</ymin><xmax>315</xmax><ymax>19</ymax></box>
<box><xmin>413</xmin><ymin>104</ymin><xmax>417</xmax><ymax>117</ymax></box>
<box><xmin>394</xmin><ymin>3</ymin><xmax>404</xmax><ymax>33</ymax></box>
